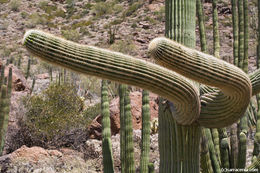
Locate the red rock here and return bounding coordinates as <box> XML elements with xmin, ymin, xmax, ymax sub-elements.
<box><xmin>3</xmin><ymin>64</ymin><xmax>29</xmax><ymax>92</ymax></box>
<box><xmin>88</xmin><ymin>91</ymin><xmax>158</xmax><ymax>139</ymax></box>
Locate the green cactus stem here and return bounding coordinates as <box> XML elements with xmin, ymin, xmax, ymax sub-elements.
<box><xmin>148</xmin><ymin>37</ymin><xmax>252</xmax><ymax>128</ymax></box>
<box><xmin>124</xmin><ymin>89</ymin><xmax>135</xmax><ymax>173</ymax></box>
<box><xmin>232</xmin><ymin>0</ymin><xmax>239</xmax><ymax>65</ymax></box>
<box><xmin>30</xmin><ymin>77</ymin><xmax>36</xmax><ymax>95</ymax></box>
<box><xmin>230</xmin><ymin>123</ymin><xmax>238</xmax><ymax>168</ymax></box>
<box><xmin>7</xmin><ymin>68</ymin><xmax>12</xmax><ymax>97</ymax></box>
<box><xmin>148</xmin><ymin>163</ymin><xmax>155</xmax><ymax>173</ymax></box>
<box><xmin>196</xmin><ymin>0</ymin><xmax>208</xmax><ymax>53</ymax></box>
<box><xmin>243</xmin><ymin>0</ymin><xmax>249</xmax><ymax>72</ymax></box>
<box><xmin>218</xmin><ymin>128</ymin><xmax>230</xmax><ymax>168</ymax></box>
<box><xmin>200</xmin><ymin>128</ymin><xmax>214</xmax><ymax>173</ymax></box>
<box><xmin>212</xmin><ymin>0</ymin><xmax>220</xmax><ymax>58</ymax></box>
<box><xmin>22</xmin><ymin>30</ymin><xmax>200</xmax><ymax>126</ymax></box>
<box><xmin>204</xmin><ymin>128</ymin><xmax>221</xmax><ymax>173</ymax></box>
<box><xmin>26</xmin><ymin>57</ymin><xmax>31</xmax><ymax>79</ymax></box>
<box><xmin>119</xmin><ymin>84</ymin><xmax>127</xmax><ymax>173</ymax></box>
<box><xmin>211</xmin><ymin>128</ymin><xmax>221</xmax><ymax>163</ymax></box>
<box><xmin>238</xmin><ymin>0</ymin><xmax>244</xmax><ymax>69</ymax></box>
<box><xmin>140</xmin><ymin>90</ymin><xmax>150</xmax><ymax>173</ymax></box>
<box><xmin>101</xmin><ymin>80</ymin><xmax>114</xmax><ymax>173</ymax></box>
<box><xmin>18</xmin><ymin>57</ymin><xmax>21</xmax><ymax>69</ymax></box>
<box><xmin>0</xmin><ymin>85</ymin><xmax>10</xmax><ymax>155</ymax></box>
<box><xmin>237</xmin><ymin>132</ymin><xmax>247</xmax><ymax>168</ymax></box>
<box><xmin>0</xmin><ymin>65</ymin><xmax>5</xmax><ymax>89</ymax></box>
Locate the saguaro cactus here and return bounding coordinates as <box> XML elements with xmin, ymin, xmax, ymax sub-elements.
<box><xmin>124</xmin><ymin>89</ymin><xmax>135</xmax><ymax>173</ymax></box>
<box><xmin>119</xmin><ymin>84</ymin><xmax>127</xmax><ymax>173</ymax></box>
<box><xmin>101</xmin><ymin>80</ymin><xmax>114</xmax><ymax>173</ymax></box>
<box><xmin>140</xmin><ymin>90</ymin><xmax>150</xmax><ymax>173</ymax></box>
<box><xmin>0</xmin><ymin>68</ymin><xmax>12</xmax><ymax>155</ymax></box>
<box><xmin>23</xmin><ymin>28</ymin><xmax>260</xmax><ymax>172</ymax></box>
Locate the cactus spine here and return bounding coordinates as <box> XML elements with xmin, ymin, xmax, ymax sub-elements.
<box><xmin>101</xmin><ymin>80</ymin><xmax>114</xmax><ymax>173</ymax></box>
<box><xmin>140</xmin><ymin>90</ymin><xmax>150</xmax><ymax>173</ymax></box>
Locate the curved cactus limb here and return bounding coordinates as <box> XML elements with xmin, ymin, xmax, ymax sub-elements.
<box><xmin>148</xmin><ymin>37</ymin><xmax>252</xmax><ymax>128</ymax></box>
<box><xmin>23</xmin><ymin>30</ymin><xmax>200</xmax><ymax>126</ymax></box>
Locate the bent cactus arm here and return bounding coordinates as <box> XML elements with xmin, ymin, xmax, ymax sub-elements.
<box><xmin>148</xmin><ymin>37</ymin><xmax>252</xmax><ymax>128</ymax></box>
<box><xmin>22</xmin><ymin>30</ymin><xmax>200</xmax><ymax>125</ymax></box>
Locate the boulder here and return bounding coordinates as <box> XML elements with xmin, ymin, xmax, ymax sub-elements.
<box><xmin>88</xmin><ymin>91</ymin><xmax>158</xmax><ymax>139</ymax></box>
<box><xmin>0</xmin><ymin>145</ymin><xmax>96</xmax><ymax>173</ymax></box>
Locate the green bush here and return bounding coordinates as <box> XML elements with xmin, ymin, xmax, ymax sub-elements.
<box><xmin>26</xmin><ymin>13</ymin><xmax>48</xmax><ymax>28</ymax></box>
<box><xmin>23</xmin><ymin>84</ymin><xmax>85</xmax><ymax>141</ymax></box>
<box><xmin>93</xmin><ymin>1</ymin><xmax>113</xmax><ymax>17</ymax></box>
<box><xmin>9</xmin><ymin>0</ymin><xmax>21</xmax><ymax>12</ymax></box>
<box><xmin>0</xmin><ymin>0</ymin><xmax>9</xmax><ymax>4</ymax></box>
<box><xmin>61</xmin><ymin>29</ymin><xmax>81</xmax><ymax>41</ymax></box>
<box><xmin>82</xmin><ymin>102</ymin><xmax>101</xmax><ymax>126</ymax></box>
<box><xmin>110</xmin><ymin>40</ymin><xmax>137</xmax><ymax>56</ymax></box>
<box><xmin>123</xmin><ymin>1</ymin><xmax>143</xmax><ymax>17</ymax></box>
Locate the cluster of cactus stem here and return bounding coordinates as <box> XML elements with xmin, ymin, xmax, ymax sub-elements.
<box><xmin>22</xmin><ymin>0</ymin><xmax>260</xmax><ymax>172</ymax></box>
<box><xmin>0</xmin><ymin>65</ymin><xmax>12</xmax><ymax>155</ymax></box>
<box><xmin>100</xmin><ymin>82</ymin><xmax>152</xmax><ymax>172</ymax></box>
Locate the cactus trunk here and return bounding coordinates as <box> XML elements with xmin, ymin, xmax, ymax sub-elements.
<box><xmin>140</xmin><ymin>90</ymin><xmax>150</xmax><ymax>173</ymax></box>
<box><xmin>101</xmin><ymin>80</ymin><xmax>114</xmax><ymax>173</ymax></box>
<box><xmin>124</xmin><ymin>89</ymin><xmax>135</xmax><ymax>173</ymax></box>
<box><xmin>212</xmin><ymin>0</ymin><xmax>220</xmax><ymax>58</ymax></box>
<box><xmin>119</xmin><ymin>84</ymin><xmax>127</xmax><ymax>173</ymax></box>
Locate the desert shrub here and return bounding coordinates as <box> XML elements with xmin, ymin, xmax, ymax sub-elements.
<box><xmin>26</xmin><ymin>13</ymin><xmax>48</xmax><ymax>28</ymax></box>
<box><xmin>61</xmin><ymin>29</ymin><xmax>81</xmax><ymax>41</ymax></box>
<box><xmin>23</xmin><ymin>84</ymin><xmax>85</xmax><ymax>143</ymax></box>
<box><xmin>54</xmin><ymin>8</ymin><xmax>66</xmax><ymax>18</ymax></box>
<box><xmin>71</xmin><ymin>20</ymin><xmax>92</xmax><ymax>29</ymax></box>
<box><xmin>110</xmin><ymin>39</ymin><xmax>136</xmax><ymax>56</ymax></box>
<box><xmin>9</xmin><ymin>0</ymin><xmax>21</xmax><ymax>12</ymax></box>
<box><xmin>122</xmin><ymin>1</ymin><xmax>143</xmax><ymax>17</ymax></box>
<box><xmin>154</xmin><ymin>5</ymin><xmax>165</xmax><ymax>21</ymax></box>
<box><xmin>65</xmin><ymin>0</ymin><xmax>76</xmax><ymax>18</ymax></box>
<box><xmin>82</xmin><ymin>102</ymin><xmax>101</xmax><ymax>126</ymax></box>
<box><xmin>0</xmin><ymin>0</ymin><xmax>9</xmax><ymax>3</ymax></box>
<box><xmin>92</xmin><ymin>1</ymin><xmax>114</xmax><ymax>17</ymax></box>
<box><xmin>20</xmin><ymin>11</ymin><xmax>28</xmax><ymax>19</ymax></box>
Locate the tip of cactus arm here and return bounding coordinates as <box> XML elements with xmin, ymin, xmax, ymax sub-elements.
<box><xmin>148</xmin><ymin>37</ymin><xmax>167</xmax><ymax>56</ymax></box>
<box><xmin>22</xmin><ymin>29</ymin><xmax>41</xmax><ymax>45</ymax></box>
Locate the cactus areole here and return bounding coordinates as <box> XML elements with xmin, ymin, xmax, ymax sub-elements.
<box><xmin>23</xmin><ymin>30</ymin><xmax>254</xmax><ymax>129</ymax></box>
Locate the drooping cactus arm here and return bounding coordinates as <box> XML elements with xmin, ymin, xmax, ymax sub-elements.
<box><xmin>23</xmin><ymin>30</ymin><xmax>200</xmax><ymax>125</ymax></box>
<box><xmin>249</xmin><ymin>68</ymin><xmax>260</xmax><ymax>96</ymax></box>
<box><xmin>148</xmin><ymin>37</ymin><xmax>252</xmax><ymax>128</ymax></box>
